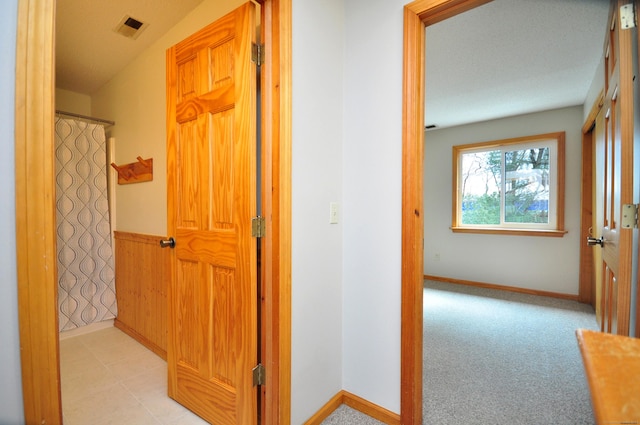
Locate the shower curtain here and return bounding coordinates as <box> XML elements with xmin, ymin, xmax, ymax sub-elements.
<box><xmin>55</xmin><ymin>117</ymin><xmax>117</xmax><ymax>331</ymax></box>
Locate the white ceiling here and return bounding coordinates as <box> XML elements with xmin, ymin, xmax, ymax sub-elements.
<box><xmin>426</xmin><ymin>0</ymin><xmax>610</xmax><ymax>129</ymax></box>
<box><xmin>55</xmin><ymin>0</ymin><xmax>205</xmax><ymax>94</ymax></box>
<box><xmin>56</xmin><ymin>0</ymin><xmax>611</xmax><ymax>128</ymax></box>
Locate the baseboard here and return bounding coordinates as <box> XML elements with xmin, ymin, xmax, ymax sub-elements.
<box><xmin>342</xmin><ymin>391</ymin><xmax>400</xmax><ymax>424</ymax></box>
<box><xmin>303</xmin><ymin>390</ymin><xmax>400</xmax><ymax>425</ymax></box>
<box><xmin>59</xmin><ymin>319</ymin><xmax>114</xmax><ymax>340</ymax></box>
<box><xmin>303</xmin><ymin>392</ymin><xmax>343</xmax><ymax>425</ymax></box>
<box><xmin>424</xmin><ymin>274</ymin><xmax>580</xmax><ymax>301</ymax></box>
<box><xmin>114</xmin><ymin>318</ymin><xmax>167</xmax><ymax>360</ymax></box>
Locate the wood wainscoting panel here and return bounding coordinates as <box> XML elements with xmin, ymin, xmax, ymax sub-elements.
<box><xmin>114</xmin><ymin>231</ymin><xmax>169</xmax><ymax>359</ymax></box>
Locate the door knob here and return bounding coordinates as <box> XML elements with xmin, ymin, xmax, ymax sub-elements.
<box><xmin>586</xmin><ymin>236</ymin><xmax>604</xmax><ymax>246</ymax></box>
<box><xmin>160</xmin><ymin>237</ymin><xmax>176</xmax><ymax>248</ymax></box>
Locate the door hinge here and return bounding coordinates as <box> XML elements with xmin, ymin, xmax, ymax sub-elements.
<box><xmin>621</xmin><ymin>204</ymin><xmax>638</xmax><ymax>229</ymax></box>
<box><xmin>252</xmin><ymin>43</ymin><xmax>264</xmax><ymax>66</ymax></box>
<box><xmin>252</xmin><ymin>363</ymin><xmax>266</xmax><ymax>386</ymax></box>
<box><xmin>621</xmin><ymin>4</ymin><xmax>636</xmax><ymax>29</ymax></box>
<box><xmin>252</xmin><ymin>216</ymin><xmax>266</xmax><ymax>238</ymax></box>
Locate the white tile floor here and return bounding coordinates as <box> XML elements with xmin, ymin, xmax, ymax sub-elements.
<box><xmin>60</xmin><ymin>326</ymin><xmax>209</xmax><ymax>425</ymax></box>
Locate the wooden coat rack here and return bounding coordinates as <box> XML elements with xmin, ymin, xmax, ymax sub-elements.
<box><xmin>111</xmin><ymin>156</ymin><xmax>153</xmax><ymax>184</ymax></box>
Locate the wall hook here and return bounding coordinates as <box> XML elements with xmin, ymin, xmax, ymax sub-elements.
<box><xmin>110</xmin><ymin>157</ymin><xmax>153</xmax><ymax>184</ymax></box>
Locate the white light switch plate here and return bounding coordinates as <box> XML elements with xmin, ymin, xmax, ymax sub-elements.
<box><xmin>329</xmin><ymin>202</ymin><xmax>339</xmax><ymax>224</ymax></box>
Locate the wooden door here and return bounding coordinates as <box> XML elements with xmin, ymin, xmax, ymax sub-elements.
<box><xmin>593</xmin><ymin>0</ymin><xmax>636</xmax><ymax>336</ymax></box>
<box><xmin>166</xmin><ymin>3</ymin><xmax>258</xmax><ymax>423</ymax></box>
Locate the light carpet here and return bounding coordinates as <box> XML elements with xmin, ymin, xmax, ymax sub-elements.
<box><xmin>322</xmin><ymin>280</ymin><xmax>598</xmax><ymax>424</ymax></box>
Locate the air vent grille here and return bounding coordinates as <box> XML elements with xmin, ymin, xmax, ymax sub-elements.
<box><xmin>114</xmin><ymin>15</ymin><xmax>148</xmax><ymax>40</ymax></box>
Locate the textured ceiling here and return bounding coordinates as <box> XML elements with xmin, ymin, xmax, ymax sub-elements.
<box><xmin>56</xmin><ymin>1</ymin><xmax>611</xmax><ymax>128</ymax></box>
<box><xmin>55</xmin><ymin>0</ymin><xmax>204</xmax><ymax>94</ymax></box>
<box><xmin>425</xmin><ymin>0</ymin><xmax>610</xmax><ymax>129</ymax></box>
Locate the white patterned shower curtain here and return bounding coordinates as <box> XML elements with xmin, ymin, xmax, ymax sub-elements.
<box><xmin>55</xmin><ymin>117</ymin><xmax>117</xmax><ymax>332</ymax></box>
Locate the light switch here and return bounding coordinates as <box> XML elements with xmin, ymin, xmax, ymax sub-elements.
<box><xmin>329</xmin><ymin>202</ymin><xmax>339</xmax><ymax>224</ymax></box>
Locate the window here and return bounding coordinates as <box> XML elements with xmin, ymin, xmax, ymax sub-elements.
<box><xmin>452</xmin><ymin>132</ymin><xmax>566</xmax><ymax>237</ymax></box>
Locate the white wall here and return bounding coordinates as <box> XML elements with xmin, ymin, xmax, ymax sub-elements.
<box><xmin>92</xmin><ymin>0</ymin><xmax>246</xmax><ymax>235</ymax></box>
<box><xmin>92</xmin><ymin>0</ymin><xmax>405</xmax><ymax>418</ymax></box>
<box><xmin>0</xmin><ymin>0</ymin><xmax>24</xmax><ymax>423</ymax></box>
<box><xmin>342</xmin><ymin>0</ymin><xmax>406</xmax><ymax>414</ymax></box>
<box><xmin>424</xmin><ymin>106</ymin><xmax>584</xmax><ymax>295</ymax></box>
<box><xmin>55</xmin><ymin>88</ymin><xmax>92</xmax><ymax>115</ymax></box>
<box><xmin>291</xmin><ymin>0</ymin><xmax>344</xmax><ymax>422</ymax></box>
<box><xmin>584</xmin><ymin>56</ymin><xmax>604</xmax><ymax>122</ymax></box>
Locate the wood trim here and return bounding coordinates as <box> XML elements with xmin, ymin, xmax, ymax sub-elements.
<box><xmin>342</xmin><ymin>391</ymin><xmax>401</xmax><ymax>425</ymax></box>
<box><xmin>402</xmin><ymin>2</ymin><xmax>494</xmax><ymax>423</ymax></box>
<box><xmin>579</xmin><ymin>128</ymin><xmax>595</xmax><ymax>305</ymax></box>
<box><xmin>636</xmin><ymin>0</ymin><xmax>640</xmax><ymax>339</ymax></box>
<box><xmin>115</xmin><ymin>320</ymin><xmax>166</xmax><ymax>359</ymax></box>
<box><xmin>451</xmin><ymin>131</ymin><xmax>566</xmax><ymax>234</ymax></box>
<box><xmin>450</xmin><ymin>131</ymin><xmax>565</xmax><ymax>151</ymax></box>
<box><xmin>303</xmin><ymin>391</ymin><xmax>401</xmax><ymax>425</ymax></box>
<box><xmin>16</xmin><ymin>1</ymin><xmax>292</xmax><ymax>424</ymax></box>
<box><xmin>410</xmin><ymin>0</ymin><xmax>493</xmax><ymax>26</ymax></box>
<box><xmin>302</xmin><ymin>392</ymin><xmax>343</xmax><ymax>425</ymax></box>
<box><xmin>424</xmin><ymin>275</ymin><xmax>582</xmax><ymax>301</ymax></box>
<box><xmin>582</xmin><ymin>89</ymin><xmax>605</xmax><ymax>134</ymax></box>
<box><xmin>401</xmin><ymin>3</ymin><xmax>425</xmax><ymax>424</ymax></box>
<box><xmin>450</xmin><ymin>227</ymin><xmax>568</xmax><ymax>237</ymax></box>
<box><xmin>113</xmin><ymin>231</ymin><xmax>169</xmax><ymax>360</ymax></box>
<box><xmin>260</xmin><ymin>0</ymin><xmax>292</xmax><ymax>423</ymax></box>
<box><xmin>259</xmin><ymin>2</ymin><xmax>271</xmax><ymax>420</ymax></box>
<box><xmin>579</xmin><ymin>90</ymin><xmax>602</xmax><ymax>307</ymax></box>
<box><xmin>556</xmin><ymin>131</ymin><xmax>566</xmax><ymax>231</ymax></box>
<box><xmin>615</xmin><ymin>0</ymin><xmax>634</xmax><ymax>336</ymax></box>
<box><xmin>15</xmin><ymin>0</ymin><xmax>62</xmax><ymax>423</ymax></box>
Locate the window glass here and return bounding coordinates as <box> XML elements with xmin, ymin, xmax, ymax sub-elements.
<box><xmin>453</xmin><ymin>133</ymin><xmax>565</xmax><ymax>236</ymax></box>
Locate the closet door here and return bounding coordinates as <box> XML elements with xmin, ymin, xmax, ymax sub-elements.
<box><xmin>592</xmin><ymin>0</ymin><xmax>637</xmax><ymax>336</ymax></box>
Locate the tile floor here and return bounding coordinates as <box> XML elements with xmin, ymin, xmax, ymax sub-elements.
<box><xmin>60</xmin><ymin>326</ymin><xmax>208</xmax><ymax>425</ymax></box>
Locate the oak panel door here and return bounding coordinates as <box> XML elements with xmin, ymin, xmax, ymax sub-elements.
<box><xmin>166</xmin><ymin>3</ymin><xmax>257</xmax><ymax>423</ymax></box>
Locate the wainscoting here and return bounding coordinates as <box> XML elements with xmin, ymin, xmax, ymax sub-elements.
<box><xmin>114</xmin><ymin>231</ymin><xmax>169</xmax><ymax>359</ymax></box>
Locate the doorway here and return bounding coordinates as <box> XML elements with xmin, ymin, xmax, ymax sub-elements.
<box><xmin>402</xmin><ymin>0</ymin><xmax>623</xmax><ymax>422</ymax></box>
<box><xmin>14</xmin><ymin>0</ymin><xmax>291</xmax><ymax>424</ymax></box>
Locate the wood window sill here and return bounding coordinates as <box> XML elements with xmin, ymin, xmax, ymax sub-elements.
<box><xmin>451</xmin><ymin>227</ymin><xmax>568</xmax><ymax>237</ymax></box>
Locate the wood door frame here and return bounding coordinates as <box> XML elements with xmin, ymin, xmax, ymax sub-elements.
<box><xmin>14</xmin><ymin>0</ymin><xmax>292</xmax><ymax>423</ymax></box>
<box><xmin>403</xmin><ymin>3</ymin><xmax>637</xmax><ymax>422</ymax></box>
<box><xmin>579</xmin><ymin>91</ymin><xmax>604</xmax><ymax>308</ymax></box>
<box><xmin>401</xmin><ymin>0</ymin><xmax>492</xmax><ymax>422</ymax></box>
<box><xmin>636</xmin><ymin>0</ymin><xmax>640</xmax><ymax>339</ymax></box>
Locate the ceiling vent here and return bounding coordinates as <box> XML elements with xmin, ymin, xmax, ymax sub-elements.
<box><xmin>114</xmin><ymin>15</ymin><xmax>148</xmax><ymax>40</ymax></box>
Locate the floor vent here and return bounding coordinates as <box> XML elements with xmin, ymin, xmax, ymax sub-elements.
<box><xmin>114</xmin><ymin>15</ymin><xmax>148</xmax><ymax>40</ymax></box>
